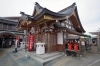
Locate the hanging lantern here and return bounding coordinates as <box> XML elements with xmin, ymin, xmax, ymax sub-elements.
<box><xmin>50</xmin><ymin>29</ymin><xmax>53</xmax><ymax>32</ymax></box>
<box><xmin>30</xmin><ymin>27</ymin><xmax>34</xmax><ymax>34</ymax></box>
<box><xmin>44</xmin><ymin>28</ymin><xmax>48</xmax><ymax>33</ymax></box>
<box><xmin>49</xmin><ymin>25</ymin><xmax>54</xmax><ymax>32</ymax></box>
<box><xmin>56</xmin><ymin>20</ymin><xmax>59</xmax><ymax>22</ymax></box>
<box><xmin>24</xmin><ymin>30</ymin><xmax>27</xmax><ymax>35</ymax></box>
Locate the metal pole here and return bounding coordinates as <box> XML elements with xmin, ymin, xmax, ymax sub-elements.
<box><xmin>97</xmin><ymin>31</ymin><xmax>100</xmax><ymax>52</ymax></box>
<box><xmin>99</xmin><ymin>32</ymin><xmax>100</xmax><ymax>52</ymax></box>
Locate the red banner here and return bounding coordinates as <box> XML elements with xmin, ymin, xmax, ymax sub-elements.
<box><xmin>28</xmin><ymin>34</ymin><xmax>34</xmax><ymax>51</ymax></box>
<box><xmin>16</xmin><ymin>36</ymin><xmax>20</xmax><ymax>46</ymax></box>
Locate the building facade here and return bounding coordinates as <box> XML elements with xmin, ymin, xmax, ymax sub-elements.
<box><xmin>0</xmin><ymin>17</ymin><xmax>23</xmax><ymax>48</ymax></box>
<box><xmin>18</xmin><ymin>2</ymin><xmax>85</xmax><ymax>53</ymax></box>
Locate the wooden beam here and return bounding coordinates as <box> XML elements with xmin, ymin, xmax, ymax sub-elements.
<box><xmin>35</xmin><ymin>19</ymin><xmax>50</xmax><ymax>26</ymax></box>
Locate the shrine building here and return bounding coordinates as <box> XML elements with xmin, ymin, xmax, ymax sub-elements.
<box><xmin>17</xmin><ymin>2</ymin><xmax>85</xmax><ymax>53</ymax></box>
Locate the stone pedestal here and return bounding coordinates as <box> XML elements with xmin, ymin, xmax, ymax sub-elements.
<box><xmin>36</xmin><ymin>42</ymin><xmax>45</xmax><ymax>54</ymax></box>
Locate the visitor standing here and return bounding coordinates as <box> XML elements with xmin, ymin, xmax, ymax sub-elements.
<box><xmin>13</xmin><ymin>39</ymin><xmax>18</xmax><ymax>53</ymax></box>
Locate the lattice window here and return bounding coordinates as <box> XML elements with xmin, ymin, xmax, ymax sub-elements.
<box><xmin>12</xmin><ymin>25</ymin><xmax>17</xmax><ymax>30</ymax></box>
<box><xmin>64</xmin><ymin>19</ymin><xmax>75</xmax><ymax>30</ymax></box>
<box><xmin>0</xmin><ymin>23</ymin><xmax>3</xmax><ymax>29</ymax></box>
<box><xmin>3</xmin><ymin>24</ymin><xmax>7</xmax><ymax>30</ymax></box>
<box><xmin>8</xmin><ymin>24</ymin><xmax>12</xmax><ymax>30</ymax></box>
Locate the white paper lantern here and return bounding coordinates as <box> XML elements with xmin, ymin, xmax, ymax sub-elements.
<box><xmin>30</xmin><ymin>27</ymin><xmax>34</xmax><ymax>34</ymax></box>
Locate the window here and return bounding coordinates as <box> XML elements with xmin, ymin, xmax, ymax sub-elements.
<box><xmin>8</xmin><ymin>24</ymin><xmax>12</xmax><ymax>30</ymax></box>
<box><xmin>3</xmin><ymin>24</ymin><xmax>7</xmax><ymax>30</ymax></box>
<box><xmin>0</xmin><ymin>23</ymin><xmax>3</xmax><ymax>29</ymax></box>
<box><xmin>64</xmin><ymin>19</ymin><xmax>75</xmax><ymax>30</ymax></box>
<box><xmin>12</xmin><ymin>25</ymin><xmax>17</xmax><ymax>30</ymax></box>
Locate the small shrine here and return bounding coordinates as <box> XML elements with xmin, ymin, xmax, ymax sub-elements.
<box><xmin>17</xmin><ymin>2</ymin><xmax>85</xmax><ymax>53</ymax></box>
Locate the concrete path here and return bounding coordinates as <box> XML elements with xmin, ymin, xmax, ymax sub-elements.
<box><xmin>0</xmin><ymin>48</ymin><xmax>38</xmax><ymax>66</ymax></box>
<box><xmin>0</xmin><ymin>48</ymin><xmax>18</xmax><ymax>66</ymax></box>
<box><xmin>50</xmin><ymin>53</ymin><xmax>100</xmax><ymax>66</ymax></box>
<box><xmin>1</xmin><ymin>48</ymin><xmax>100</xmax><ymax>66</ymax></box>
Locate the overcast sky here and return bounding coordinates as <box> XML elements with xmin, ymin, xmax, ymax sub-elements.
<box><xmin>0</xmin><ymin>0</ymin><xmax>100</xmax><ymax>35</ymax></box>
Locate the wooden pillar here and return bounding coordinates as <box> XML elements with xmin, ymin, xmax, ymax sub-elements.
<box><xmin>63</xmin><ymin>32</ymin><xmax>65</xmax><ymax>53</ymax></box>
<box><xmin>47</xmin><ymin>33</ymin><xmax>51</xmax><ymax>53</ymax></box>
<box><xmin>63</xmin><ymin>32</ymin><xmax>68</xmax><ymax>53</ymax></box>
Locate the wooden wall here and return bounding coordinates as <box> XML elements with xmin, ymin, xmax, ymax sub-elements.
<box><xmin>34</xmin><ymin>32</ymin><xmax>64</xmax><ymax>52</ymax></box>
<box><xmin>57</xmin><ymin>44</ymin><xmax>63</xmax><ymax>51</ymax></box>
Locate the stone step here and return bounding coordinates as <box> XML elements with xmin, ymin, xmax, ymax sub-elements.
<box><xmin>34</xmin><ymin>52</ymin><xmax>63</xmax><ymax>60</ymax></box>
<box><xmin>43</xmin><ymin>53</ymin><xmax>64</xmax><ymax>65</ymax></box>
<box><xmin>44</xmin><ymin>55</ymin><xmax>66</xmax><ymax>66</ymax></box>
<box><xmin>31</xmin><ymin>53</ymin><xmax>64</xmax><ymax>66</ymax></box>
<box><xmin>18</xmin><ymin>49</ymin><xmax>65</xmax><ymax>66</ymax></box>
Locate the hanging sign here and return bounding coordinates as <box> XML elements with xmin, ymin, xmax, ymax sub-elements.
<box><xmin>28</xmin><ymin>34</ymin><xmax>34</xmax><ymax>51</ymax></box>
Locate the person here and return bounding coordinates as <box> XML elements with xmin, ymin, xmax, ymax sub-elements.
<box><xmin>13</xmin><ymin>39</ymin><xmax>18</xmax><ymax>53</ymax></box>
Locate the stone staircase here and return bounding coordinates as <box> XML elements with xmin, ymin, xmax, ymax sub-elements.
<box><xmin>18</xmin><ymin>49</ymin><xmax>64</xmax><ymax>66</ymax></box>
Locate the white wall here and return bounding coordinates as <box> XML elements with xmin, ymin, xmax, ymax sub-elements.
<box><xmin>57</xmin><ymin>32</ymin><xmax>63</xmax><ymax>44</ymax></box>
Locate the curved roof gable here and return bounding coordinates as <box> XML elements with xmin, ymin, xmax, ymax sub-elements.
<box><xmin>33</xmin><ymin>2</ymin><xmax>76</xmax><ymax>18</ymax></box>
<box><xmin>33</xmin><ymin>3</ymin><xmax>76</xmax><ymax>20</ymax></box>
<box><xmin>33</xmin><ymin>2</ymin><xmax>44</xmax><ymax>16</ymax></box>
<box><xmin>19</xmin><ymin>2</ymin><xmax>85</xmax><ymax>33</ymax></box>
<box><xmin>58</xmin><ymin>3</ymin><xmax>76</xmax><ymax>15</ymax></box>
<box><xmin>57</xmin><ymin>3</ymin><xmax>85</xmax><ymax>33</ymax></box>
<box><xmin>75</xmin><ymin>7</ymin><xmax>85</xmax><ymax>33</ymax></box>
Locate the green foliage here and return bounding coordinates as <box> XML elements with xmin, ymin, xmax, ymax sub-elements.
<box><xmin>84</xmin><ymin>34</ymin><xmax>91</xmax><ymax>38</ymax></box>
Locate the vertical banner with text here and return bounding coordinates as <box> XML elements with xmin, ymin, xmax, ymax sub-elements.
<box><xmin>28</xmin><ymin>34</ymin><xmax>34</xmax><ymax>51</ymax></box>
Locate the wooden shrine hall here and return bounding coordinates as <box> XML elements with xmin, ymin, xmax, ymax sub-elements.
<box><xmin>17</xmin><ymin>2</ymin><xmax>85</xmax><ymax>53</ymax></box>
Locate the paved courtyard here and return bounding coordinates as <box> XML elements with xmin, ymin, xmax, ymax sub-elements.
<box><xmin>0</xmin><ymin>48</ymin><xmax>38</xmax><ymax>66</ymax></box>
<box><xmin>0</xmin><ymin>47</ymin><xmax>100</xmax><ymax>66</ymax></box>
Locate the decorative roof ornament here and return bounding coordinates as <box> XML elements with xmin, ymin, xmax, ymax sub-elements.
<box><xmin>20</xmin><ymin>12</ymin><xmax>28</xmax><ymax>22</ymax></box>
<box><xmin>35</xmin><ymin>2</ymin><xmax>39</xmax><ymax>6</ymax></box>
<box><xmin>35</xmin><ymin>2</ymin><xmax>43</xmax><ymax>8</ymax></box>
<box><xmin>34</xmin><ymin>2</ymin><xmax>44</xmax><ymax>15</ymax></box>
<box><xmin>20</xmin><ymin>11</ymin><xmax>34</xmax><ymax>21</ymax></box>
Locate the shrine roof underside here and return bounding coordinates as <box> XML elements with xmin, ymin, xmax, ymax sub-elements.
<box><xmin>17</xmin><ymin>2</ymin><xmax>85</xmax><ymax>36</ymax></box>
